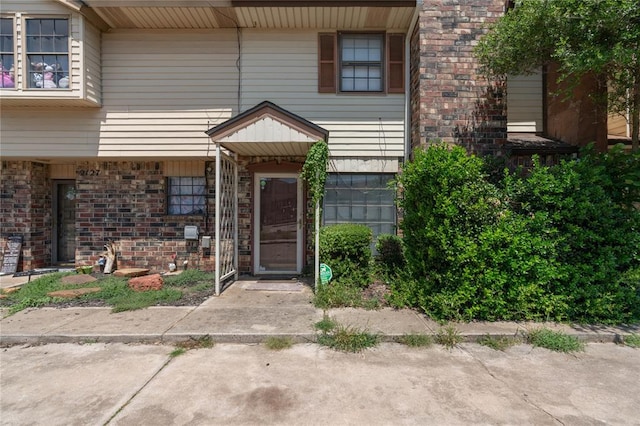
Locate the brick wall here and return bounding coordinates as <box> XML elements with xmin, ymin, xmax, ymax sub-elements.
<box><xmin>75</xmin><ymin>161</ymin><xmax>215</xmax><ymax>272</ymax></box>
<box><xmin>412</xmin><ymin>0</ymin><xmax>507</xmax><ymax>156</ymax></box>
<box><xmin>0</xmin><ymin>161</ymin><xmax>51</xmax><ymax>271</ymax></box>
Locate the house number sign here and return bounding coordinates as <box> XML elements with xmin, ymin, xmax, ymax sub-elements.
<box><xmin>78</xmin><ymin>169</ymin><xmax>101</xmax><ymax>176</ymax></box>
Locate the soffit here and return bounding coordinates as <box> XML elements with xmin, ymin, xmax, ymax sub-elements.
<box><xmin>78</xmin><ymin>2</ymin><xmax>416</xmax><ymax>30</ymax></box>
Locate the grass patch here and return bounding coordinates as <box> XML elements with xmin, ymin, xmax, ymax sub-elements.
<box><xmin>478</xmin><ymin>335</ymin><xmax>520</xmax><ymax>351</ymax></box>
<box><xmin>313</xmin><ymin>281</ymin><xmax>365</xmax><ymax>310</ymax></box>
<box><xmin>435</xmin><ymin>325</ymin><xmax>463</xmax><ymax>349</ymax></box>
<box><xmin>264</xmin><ymin>336</ymin><xmax>294</xmax><ymax>351</ymax></box>
<box><xmin>315</xmin><ymin>316</ymin><xmax>379</xmax><ymax>353</ymax></box>
<box><xmin>314</xmin><ymin>314</ymin><xmax>338</xmax><ymax>333</ymax></box>
<box><xmin>317</xmin><ymin>324</ymin><xmax>379</xmax><ymax>353</ymax></box>
<box><xmin>622</xmin><ymin>334</ymin><xmax>640</xmax><ymax>348</ymax></box>
<box><xmin>164</xmin><ymin>269</ymin><xmax>214</xmax><ymax>288</ymax></box>
<box><xmin>397</xmin><ymin>333</ymin><xmax>433</xmax><ymax>347</ymax></box>
<box><xmin>0</xmin><ymin>270</ymin><xmax>214</xmax><ymax>315</ymax></box>
<box><xmin>526</xmin><ymin>328</ymin><xmax>584</xmax><ymax>353</ymax></box>
<box><xmin>169</xmin><ymin>348</ymin><xmax>187</xmax><ymax>357</ymax></box>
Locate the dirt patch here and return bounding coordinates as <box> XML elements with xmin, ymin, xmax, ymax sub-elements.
<box><xmin>362</xmin><ymin>281</ymin><xmax>391</xmax><ymax>307</ymax></box>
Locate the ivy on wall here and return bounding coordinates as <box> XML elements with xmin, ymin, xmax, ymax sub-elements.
<box><xmin>300</xmin><ymin>140</ymin><xmax>329</xmax><ymax>210</ymax></box>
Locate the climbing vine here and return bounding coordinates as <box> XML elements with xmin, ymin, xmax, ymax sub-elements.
<box><xmin>301</xmin><ymin>140</ymin><xmax>329</xmax><ymax>208</ymax></box>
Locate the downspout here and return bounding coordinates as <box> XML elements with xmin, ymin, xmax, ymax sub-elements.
<box><xmin>404</xmin><ymin>0</ymin><xmax>422</xmax><ymax>163</ymax></box>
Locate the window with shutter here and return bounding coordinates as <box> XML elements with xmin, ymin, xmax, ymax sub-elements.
<box><xmin>318</xmin><ymin>32</ymin><xmax>405</xmax><ymax>94</ymax></box>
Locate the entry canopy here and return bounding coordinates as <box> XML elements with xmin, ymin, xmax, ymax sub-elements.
<box><xmin>205</xmin><ymin>101</ymin><xmax>329</xmax><ymax>157</ymax></box>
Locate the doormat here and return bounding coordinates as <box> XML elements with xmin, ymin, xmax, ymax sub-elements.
<box><xmin>243</xmin><ymin>282</ymin><xmax>304</xmax><ymax>292</ymax></box>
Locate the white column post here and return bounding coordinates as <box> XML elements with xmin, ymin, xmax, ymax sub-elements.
<box><xmin>233</xmin><ymin>153</ymin><xmax>239</xmax><ymax>280</ymax></box>
<box><xmin>215</xmin><ymin>142</ymin><xmax>221</xmax><ymax>296</ymax></box>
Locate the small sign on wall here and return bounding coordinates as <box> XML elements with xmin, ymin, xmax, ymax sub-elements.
<box><xmin>0</xmin><ymin>236</ymin><xmax>23</xmax><ymax>276</ymax></box>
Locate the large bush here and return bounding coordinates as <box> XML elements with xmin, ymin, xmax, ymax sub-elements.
<box><xmin>395</xmin><ymin>143</ymin><xmax>640</xmax><ymax>323</ymax></box>
<box><xmin>319</xmin><ymin>223</ymin><xmax>372</xmax><ymax>286</ymax></box>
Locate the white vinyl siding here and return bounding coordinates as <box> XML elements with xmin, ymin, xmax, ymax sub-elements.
<box><xmin>241</xmin><ymin>30</ymin><xmax>405</xmax><ymax>158</ymax></box>
<box><xmin>507</xmin><ymin>72</ymin><xmax>543</xmax><ymax>133</ymax></box>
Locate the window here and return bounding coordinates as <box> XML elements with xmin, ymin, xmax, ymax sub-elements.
<box><xmin>167</xmin><ymin>177</ymin><xmax>206</xmax><ymax>215</ymax></box>
<box><xmin>340</xmin><ymin>33</ymin><xmax>383</xmax><ymax>92</ymax></box>
<box><xmin>323</xmin><ymin>173</ymin><xmax>396</xmax><ymax>248</ymax></box>
<box><xmin>26</xmin><ymin>18</ymin><xmax>69</xmax><ymax>89</ymax></box>
<box><xmin>0</xmin><ymin>18</ymin><xmax>14</xmax><ymax>89</ymax></box>
<box><xmin>318</xmin><ymin>32</ymin><xmax>405</xmax><ymax>94</ymax></box>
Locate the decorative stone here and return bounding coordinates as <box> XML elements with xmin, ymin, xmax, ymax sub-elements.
<box><xmin>61</xmin><ymin>275</ymin><xmax>98</xmax><ymax>285</ymax></box>
<box><xmin>114</xmin><ymin>268</ymin><xmax>150</xmax><ymax>278</ymax></box>
<box><xmin>47</xmin><ymin>288</ymin><xmax>101</xmax><ymax>298</ymax></box>
<box><xmin>128</xmin><ymin>274</ymin><xmax>163</xmax><ymax>292</ymax></box>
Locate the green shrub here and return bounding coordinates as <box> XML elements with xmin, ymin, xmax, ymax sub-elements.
<box><xmin>375</xmin><ymin>234</ymin><xmax>405</xmax><ymax>272</ymax></box>
<box><xmin>394</xmin><ymin>143</ymin><xmax>640</xmax><ymax>324</ymax></box>
<box><xmin>320</xmin><ymin>223</ymin><xmax>372</xmax><ymax>286</ymax></box>
<box><xmin>504</xmin><ymin>150</ymin><xmax>640</xmax><ymax>323</ymax></box>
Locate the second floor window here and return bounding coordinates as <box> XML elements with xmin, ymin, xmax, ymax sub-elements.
<box><xmin>318</xmin><ymin>32</ymin><xmax>404</xmax><ymax>94</ymax></box>
<box><xmin>26</xmin><ymin>18</ymin><xmax>69</xmax><ymax>89</ymax></box>
<box><xmin>0</xmin><ymin>18</ymin><xmax>14</xmax><ymax>89</ymax></box>
<box><xmin>340</xmin><ymin>33</ymin><xmax>384</xmax><ymax>92</ymax></box>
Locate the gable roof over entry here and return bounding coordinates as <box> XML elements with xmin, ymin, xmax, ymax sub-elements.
<box><xmin>205</xmin><ymin>101</ymin><xmax>329</xmax><ymax>157</ymax></box>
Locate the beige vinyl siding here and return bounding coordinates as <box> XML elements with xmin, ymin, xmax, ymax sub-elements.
<box><xmin>0</xmin><ymin>1</ymin><xmax>70</xmax><ymax>14</ymax></box>
<box><xmin>0</xmin><ymin>109</ymin><xmax>103</xmax><ymax>157</ymax></box>
<box><xmin>82</xmin><ymin>19</ymin><xmax>101</xmax><ymax>105</ymax></box>
<box><xmin>507</xmin><ymin>72</ymin><xmax>543</xmax><ymax>133</ymax></box>
<box><xmin>50</xmin><ymin>163</ymin><xmax>76</xmax><ymax>179</ymax></box>
<box><xmin>240</xmin><ymin>30</ymin><xmax>405</xmax><ymax>158</ymax></box>
<box><xmin>98</xmin><ymin>29</ymin><xmax>238</xmax><ymax>157</ymax></box>
<box><xmin>165</xmin><ymin>161</ymin><xmax>205</xmax><ymax>176</ymax></box>
<box><xmin>608</xmin><ymin>114</ymin><xmax>629</xmax><ymax>137</ymax></box>
<box><xmin>2</xmin><ymin>28</ymin><xmax>404</xmax><ymax>160</ymax></box>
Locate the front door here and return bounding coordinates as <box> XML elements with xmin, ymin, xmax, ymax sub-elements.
<box><xmin>54</xmin><ymin>181</ymin><xmax>76</xmax><ymax>263</ymax></box>
<box><xmin>254</xmin><ymin>173</ymin><xmax>303</xmax><ymax>274</ymax></box>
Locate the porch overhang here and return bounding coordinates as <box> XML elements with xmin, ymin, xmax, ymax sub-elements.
<box><xmin>205</xmin><ymin>101</ymin><xmax>329</xmax><ymax>157</ymax></box>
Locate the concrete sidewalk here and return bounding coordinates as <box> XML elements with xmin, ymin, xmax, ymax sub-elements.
<box><xmin>1</xmin><ymin>277</ymin><xmax>638</xmax><ymax>346</ymax></box>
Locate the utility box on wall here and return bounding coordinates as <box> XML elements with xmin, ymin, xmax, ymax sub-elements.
<box><xmin>201</xmin><ymin>236</ymin><xmax>211</xmax><ymax>248</ymax></box>
<box><xmin>184</xmin><ymin>226</ymin><xmax>199</xmax><ymax>240</ymax></box>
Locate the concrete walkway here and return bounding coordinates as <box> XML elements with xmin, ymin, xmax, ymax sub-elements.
<box><xmin>1</xmin><ymin>275</ymin><xmax>638</xmax><ymax>346</ymax></box>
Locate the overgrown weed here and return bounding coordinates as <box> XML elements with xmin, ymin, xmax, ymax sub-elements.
<box><xmin>526</xmin><ymin>328</ymin><xmax>584</xmax><ymax>353</ymax></box>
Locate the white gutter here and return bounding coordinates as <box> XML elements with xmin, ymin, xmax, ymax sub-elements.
<box><xmin>404</xmin><ymin>0</ymin><xmax>422</xmax><ymax>163</ymax></box>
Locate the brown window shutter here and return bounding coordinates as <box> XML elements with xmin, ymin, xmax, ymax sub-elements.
<box><xmin>318</xmin><ymin>33</ymin><xmax>337</xmax><ymax>93</ymax></box>
<box><xmin>387</xmin><ymin>33</ymin><xmax>405</xmax><ymax>93</ymax></box>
